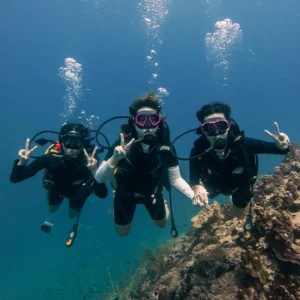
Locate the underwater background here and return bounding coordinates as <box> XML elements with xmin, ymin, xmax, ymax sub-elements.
<box><xmin>1</xmin><ymin>0</ymin><xmax>300</xmax><ymax>299</ymax></box>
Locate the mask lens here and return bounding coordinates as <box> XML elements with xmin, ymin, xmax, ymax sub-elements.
<box><xmin>135</xmin><ymin>113</ymin><xmax>161</xmax><ymax>128</ymax></box>
<box><xmin>215</xmin><ymin>120</ymin><xmax>229</xmax><ymax>132</ymax></box>
<box><xmin>136</xmin><ymin>114</ymin><xmax>147</xmax><ymax>126</ymax></box>
<box><xmin>149</xmin><ymin>114</ymin><xmax>160</xmax><ymax>126</ymax></box>
<box><xmin>202</xmin><ymin>123</ymin><xmax>215</xmax><ymax>135</ymax></box>
<box><xmin>202</xmin><ymin>119</ymin><xmax>229</xmax><ymax>136</ymax></box>
<box><xmin>62</xmin><ymin>136</ymin><xmax>84</xmax><ymax>149</ymax></box>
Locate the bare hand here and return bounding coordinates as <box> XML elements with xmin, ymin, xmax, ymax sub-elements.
<box><xmin>264</xmin><ymin>122</ymin><xmax>290</xmax><ymax>150</ymax></box>
<box><xmin>192</xmin><ymin>185</ymin><xmax>209</xmax><ymax>207</ymax></box>
<box><xmin>83</xmin><ymin>147</ymin><xmax>98</xmax><ymax>172</ymax></box>
<box><xmin>18</xmin><ymin>138</ymin><xmax>38</xmax><ymax>165</ymax></box>
<box><xmin>113</xmin><ymin>133</ymin><xmax>135</xmax><ymax>161</ymax></box>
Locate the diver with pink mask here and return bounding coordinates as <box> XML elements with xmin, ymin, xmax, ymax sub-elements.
<box><xmin>187</xmin><ymin>102</ymin><xmax>290</xmax><ymax>217</ymax></box>
<box><xmin>95</xmin><ymin>92</ymin><xmax>206</xmax><ymax>237</ymax></box>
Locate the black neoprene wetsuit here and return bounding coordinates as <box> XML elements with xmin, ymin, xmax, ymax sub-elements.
<box><xmin>10</xmin><ymin>151</ymin><xmax>108</xmax><ymax>210</ymax></box>
<box><xmin>189</xmin><ymin>135</ymin><xmax>289</xmax><ymax>208</ymax></box>
<box><xmin>106</xmin><ymin>140</ymin><xmax>178</xmax><ymax>226</ymax></box>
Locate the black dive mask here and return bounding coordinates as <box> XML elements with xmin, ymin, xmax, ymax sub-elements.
<box><xmin>61</xmin><ymin>135</ymin><xmax>85</xmax><ymax>149</ymax></box>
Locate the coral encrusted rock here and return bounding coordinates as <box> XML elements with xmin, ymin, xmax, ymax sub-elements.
<box><xmin>118</xmin><ymin>144</ymin><xmax>300</xmax><ymax>300</ymax></box>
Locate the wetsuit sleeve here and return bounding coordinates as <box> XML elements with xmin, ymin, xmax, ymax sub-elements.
<box><xmin>189</xmin><ymin>147</ymin><xmax>201</xmax><ymax>187</ymax></box>
<box><xmin>93</xmin><ymin>182</ymin><xmax>108</xmax><ymax>198</ymax></box>
<box><xmin>10</xmin><ymin>157</ymin><xmax>49</xmax><ymax>183</ymax></box>
<box><xmin>104</xmin><ymin>139</ymin><xmax>120</xmax><ymax>161</ymax></box>
<box><xmin>162</xmin><ymin>145</ymin><xmax>179</xmax><ymax>168</ymax></box>
<box><xmin>244</xmin><ymin>138</ymin><xmax>290</xmax><ymax>155</ymax></box>
<box><xmin>168</xmin><ymin>166</ymin><xmax>194</xmax><ymax>200</ymax></box>
<box><xmin>95</xmin><ymin>140</ymin><xmax>119</xmax><ymax>183</ymax></box>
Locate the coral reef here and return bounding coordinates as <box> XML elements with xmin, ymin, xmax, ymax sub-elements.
<box><xmin>118</xmin><ymin>144</ymin><xmax>300</xmax><ymax>300</ymax></box>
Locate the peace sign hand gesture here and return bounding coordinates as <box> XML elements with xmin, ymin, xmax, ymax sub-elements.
<box><xmin>113</xmin><ymin>133</ymin><xmax>135</xmax><ymax>161</ymax></box>
<box><xmin>83</xmin><ymin>147</ymin><xmax>98</xmax><ymax>174</ymax></box>
<box><xmin>18</xmin><ymin>138</ymin><xmax>38</xmax><ymax>166</ymax></box>
<box><xmin>264</xmin><ymin>122</ymin><xmax>290</xmax><ymax>150</ymax></box>
<box><xmin>107</xmin><ymin>134</ymin><xmax>135</xmax><ymax>169</ymax></box>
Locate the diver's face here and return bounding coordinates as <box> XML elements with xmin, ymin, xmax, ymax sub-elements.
<box><xmin>61</xmin><ymin>134</ymin><xmax>85</xmax><ymax>158</ymax></box>
<box><xmin>202</xmin><ymin>113</ymin><xmax>230</xmax><ymax>146</ymax></box>
<box><xmin>134</xmin><ymin>107</ymin><xmax>159</xmax><ymax>140</ymax></box>
<box><xmin>62</xmin><ymin>145</ymin><xmax>82</xmax><ymax>158</ymax></box>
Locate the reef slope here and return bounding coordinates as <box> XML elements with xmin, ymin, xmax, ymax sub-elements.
<box><xmin>119</xmin><ymin>144</ymin><xmax>300</xmax><ymax>300</ymax></box>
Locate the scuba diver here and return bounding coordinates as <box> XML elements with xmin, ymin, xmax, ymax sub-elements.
<box><xmin>10</xmin><ymin>122</ymin><xmax>108</xmax><ymax>246</ymax></box>
<box><xmin>95</xmin><ymin>92</ymin><xmax>205</xmax><ymax>237</ymax></box>
<box><xmin>188</xmin><ymin>102</ymin><xmax>290</xmax><ymax>217</ymax></box>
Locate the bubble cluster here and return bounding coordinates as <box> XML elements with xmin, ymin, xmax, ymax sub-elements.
<box><xmin>59</xmin><ymin>58</ymin><xmax>84</xmax><ymax>120</ymax></box>
<box><xmin>138</xmin><ymin>0</ymin><xmax>171</xmax><ymax>93</ymax></box>
<box><xmin>156</xmin><ymin>87</ymin><xmax>169</xmax><ymax>105</ymax></box>
<box><xmin>139</xmin><ymin>0</ymin><xmax>170</xmax><ymax>43</ymax></box>
<box><xmin>78</xmin><ymin>110</ymin><xmax>100</xmax><ymax>128</ymax></box>
<box><xmin>205</xmin><ymin>19</ymin><xmax>243</xmax><ymax>83</ymax></box>
<box><xmin>157</xmin><ymin>87</ymin><xmax>169</xmax><ymax>96</ymax></box>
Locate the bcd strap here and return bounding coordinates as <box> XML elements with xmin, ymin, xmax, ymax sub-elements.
<box><xmin>234</xmin><ymin>131</ymin><xmax>257</xmax><ymax>186</ymax></box>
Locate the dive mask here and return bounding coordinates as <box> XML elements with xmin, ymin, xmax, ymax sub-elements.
<box><xmin>202</xmin><ymin>118</ymin><xmax>229</xmax><ymax>136</ymax></box>
<box><xmin>61</xmin><ymin>135</ymin><xmax>85</xmax><ymax>149</ymax></box>
<box><xmin>134</xmin><ymin>112</ymin><xmax>161</xmax><ymax>129</ymax></box>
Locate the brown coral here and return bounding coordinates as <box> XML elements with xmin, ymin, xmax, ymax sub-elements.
<box><xmin>190</xmin><ymin>201</ymin><xmax>225</xmax><ymax>229</ymax></box>
<box><xmin>117</xmin><ymin>143</ymin><xmax>300</xmax><ymax>300</ymax></box>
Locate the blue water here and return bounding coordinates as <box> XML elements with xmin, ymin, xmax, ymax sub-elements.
<box><xmin>1</xmin><ymin>0</ymin><xmax>300</xmax><ymax>299</ymax></box>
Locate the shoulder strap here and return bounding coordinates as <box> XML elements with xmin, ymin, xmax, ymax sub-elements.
<box><xmin>236</xmin><ymin>132</ymin><xmax>257</xmax><ymax>186</ymax></box>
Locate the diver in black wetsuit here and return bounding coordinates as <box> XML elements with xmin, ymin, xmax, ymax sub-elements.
<box><xmin>189</xmin><ymin>102</ymin><xmax>290</xmax><ymax>216</ymax></box>
<box><xmin>95</xmin><ymin>92</ymin><xmax>198</xmax><ymax>237</ymax></box>
<box><xmin>10</xmin><ymin>122</ymin><xmax>108</xmax><ymax>221</ymax></box>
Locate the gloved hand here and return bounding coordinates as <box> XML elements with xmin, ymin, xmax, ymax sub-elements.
<box><xmin>108</xmin><ymin>133</ymin><xmax>135</xmax><ymax>168</ymax></box>
<box><xmin>18</xmin><ymin>138</ymin><xmax>38</xmax><ymax>166</ymax></box>
<box><xmin>264</xmin><ymin>122</ymin><xmax>290</xmax><ymax>150</ymax></box>
<box><xmin>83</xmin><ymin>147</ymin><xmax>98</xmax><ymax>176</ymax></box>
<box><xmin>192</xmin><ymin>184</ymin><xmax>209</xmax><ymax>207</ymax></box>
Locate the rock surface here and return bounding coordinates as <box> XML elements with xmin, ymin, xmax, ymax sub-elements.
<box><xmin>118</xmin><ymin>144</ymin><xmax>300</xmax><ymax>300</ymax></box>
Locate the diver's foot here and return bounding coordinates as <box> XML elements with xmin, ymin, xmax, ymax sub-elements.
<box><xmin>164</xmin><ymin>200</ymin><xmax>170</xmax><ymax>220</ymax></box>
<box><xmin>115</xmin><ymin>223</ymin><xmax>132</xmax><ymax>237</ymax></box>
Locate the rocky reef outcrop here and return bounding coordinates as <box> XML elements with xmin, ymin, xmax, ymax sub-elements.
<box><xmin>118</xmin><ymin>144</ymin><xmax>300</xmax><ymax>300</ymax></box>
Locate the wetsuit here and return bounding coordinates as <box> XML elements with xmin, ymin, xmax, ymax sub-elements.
<box><xmin>104</xmin><ymin>140</ymin><xmax>179</xmax><ymax>226</ymax></box>
<box><xmin>10</xmin><ymin>148</ymin><xmax>108</xmax><ymax>211</ymax></box>
<box><xmin>189</xmin><ymin>134</ymin><xmax>289</xmax><ymax>208</ymax></box>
